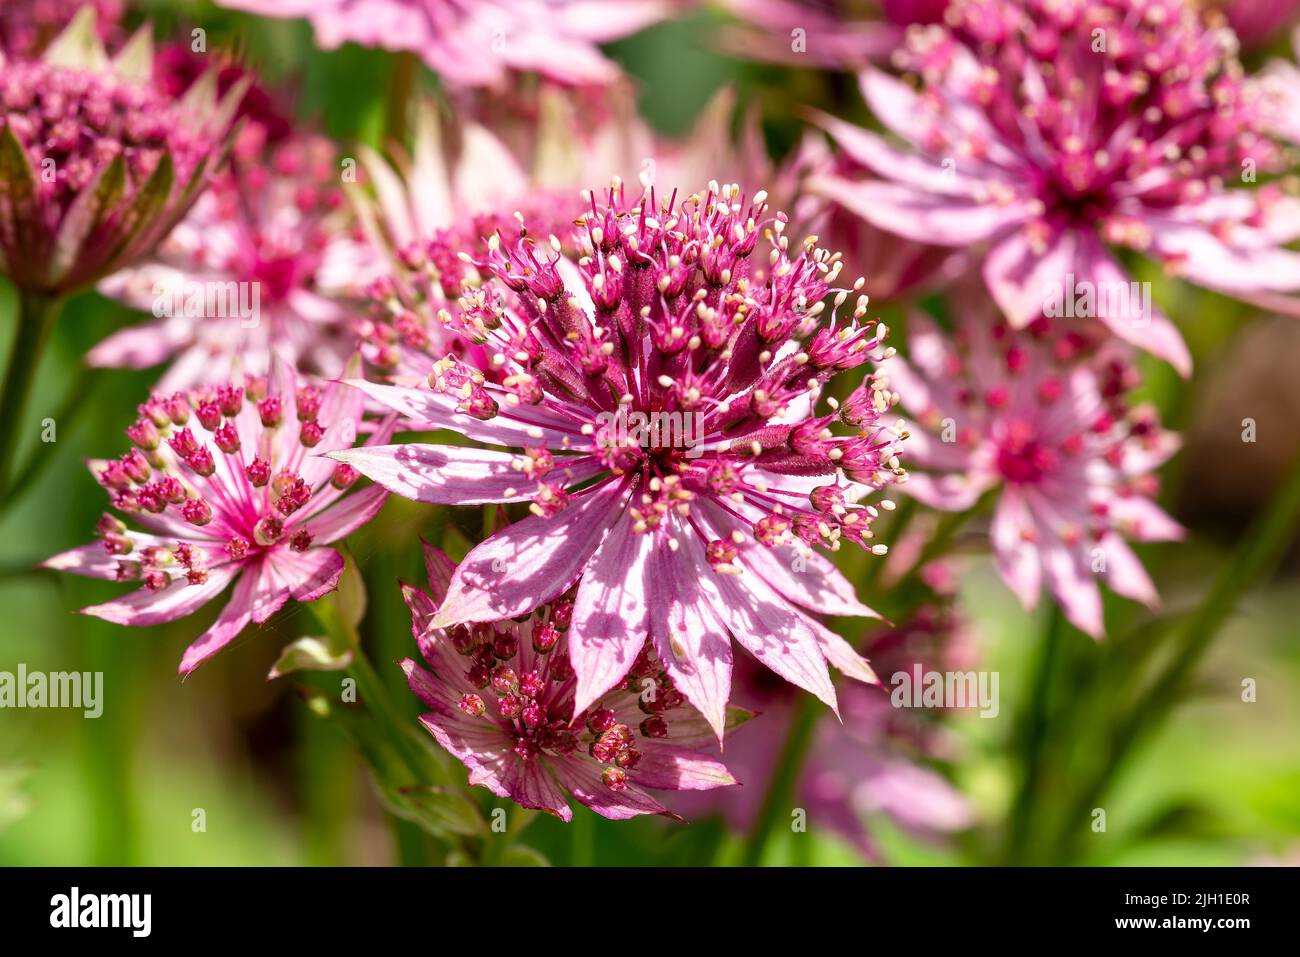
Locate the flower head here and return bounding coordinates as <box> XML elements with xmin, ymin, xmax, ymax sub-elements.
<box><xmin>400</xmin><ymin>543</ymin><xmax>739</xmax><ymax>820</ymax></box>
<box><xmin>43</xmin><ymin>356</ymin><xmax>389</xmax><ymax>675</ymax></box>
<box><xmin>886</xmin><ymin>300</ymin><xmax>1183</xmax><ymax>636</ymax></box>
<box><xmin>0</xmin><ymin>11</ymin><xmax>244</xmax><ymax>294</ymax></box>
<box><xmin>93</xmin><ymin>131</ymin><xmax>373</xmax><ymax>390</ymax></box>
<box><xmin>813</xmin><ymin>0</ymin><xmax>1300</xmax><ymax>374</ymax></box>
<box><xmin>335</xmin><ymin>181</ymin><xmax>904</xmax><ymax>739</ymax></box>
<box><xmin>215</xmin><ymin>0</ymin><xmax>675</xmax><ymax>87</ymax></box>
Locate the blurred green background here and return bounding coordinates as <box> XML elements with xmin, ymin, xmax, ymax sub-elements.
<box><xmin>1</xmin><ymin>2</ymin><xmax>1299</xmax><ymax>866</ymax></box>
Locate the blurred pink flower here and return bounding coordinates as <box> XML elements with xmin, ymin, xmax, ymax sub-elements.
<box><xmin>151</xmin><ymin>42</ymin><xmax>295</xmax><ymax>146</ymax></box>
<box><xmin>93</xmin><ymin>132</ymin><xmax>375</xmax><ymax>390</ymax></box>
<box><xmin>0</xmin><ymin>12</ymin><xmax>244</xmax><ymax>295</ymax></box>
<box><xmin>1261</xmin><ymin>28</ymin><xmax>1300</xmax><ymax>145</ymax></box>
<box><xmin>400</xmin><ymin>544</ymin><xmax>740</xmax><ymax>820</ymax></box>
<box><xmin>43</xmin><ymin>357</ymin><xmax>389</xmax><ymax>676</ymax></box>
<box><xmin>675</xmin><ymin>605</ymin><xmax>975</xmax><ymax>858</ymax></box>
<box><xmin>215</xmin><ymin>0</ymin><xmax>674</xmax><ymax>87</ymax></box>
<box><xmin>802</xmin><ymin>134</ymin><xmax>970</xmax><ymax>302</ymax></box>
<box><xmin>0</xmin><ymin>0</ymin><xmax>122</xmax><ymax>59</ymax></box>
<box><xmin>886</xmin><ymin>301</ymin><xmax>1183</xmax><ymax>637</ymax></box>
<box><xmin>333</xmin><ymin>183</ymin><xmax>904</xmax><ymax>738</ymax></box>
<box><xmin>815</xmin><ymin>0</ymin><xmax>1300</xmax><ymax>375</ymax></box>
<box><xmin>719</xmin><ymin>0</ymin><xmax>948</xmax><ymax>69</ymax></box>
<box><xmin>1215</xmin><ymin>0</ymin><xmax>1300</xmax><ymax>51</ymax></box>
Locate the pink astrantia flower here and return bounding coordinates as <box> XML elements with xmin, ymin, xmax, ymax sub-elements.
<box><xmin>814</xmin><ymin>0</ymin><xmax>1300</xmax><ymax>375</ymax></box>
<box><xmin>43</xmin><ymin>357</ymin><xmax>389</xmax><ymax>675</ymax></box>
<box><xmin>0</xmin><ymin>0</ymin><xmax>122</xmax><ymax>59</ymax></box>
<box><xmin>400</xmin><ymin>543</ymin><xmax>740</xmax><ymax>820</ymax></box>
<box><xmin>886</xmin><ymin>302</ymin><xmax>1183</xmax><ymax>637</ymax></box>
<box><xmin>720</xmin><ymin>0</ymin><xmax>948</xmax><ymax>69</ymax></box>
<box><xmin>92</xmin><ymin>131</ymin><xmax>373</xmax><ymax>390</ymax></box>
<box><xmin>215</xmin><ymin>0</ymin><xmax>674</xmax><ymax>88</ymax></box>
<box><xmin>333</xmin><ymin>182</ymin><xmax>905</xmax><ymax>739</ymax></box>
<box><xmin>0</xmin><ymin>11</ymin><xmax>244</xmax><ymax>295</ymax></box>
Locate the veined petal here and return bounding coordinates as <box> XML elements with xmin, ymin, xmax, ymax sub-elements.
<box><xmin>819</xmin><ymin>176</ymin><xmax>1032</xmax><ymax>247</ymax></box>
<box><xmin>328</xmin><ymin>444</ymin><xmax>601</xmax><ymax>505</ymax></box>
<box><xmin>983</xmin><ymin>226</ymin><xmax>1079</xmax><ymax>327</ymax></box>
<box><xmin>269</xmin><ymin>547</ymin><xmax>345</xmax><ymax>603</ymax></box>
<box><xmin>1079</xmin><ymin>233</ymin><xmax>1192</xmax><ymax>376</ymax></box>
<box><xmin>1097</xmin><ymin>535</ymin><xmax>1159</xmax><ymax>608</ymax></box>
<box><xmin>569</xmin><ymin>510</ymin><xmax>653</xmax><ymax>715</ymax></box>
<box><xmin>739</xmin><ymin>537</ymin><xmax>879</xmax><ymax>619</ymax></box>
<box><xmin>550</xmin><ymin>755</ymin><xmax>671</xmax><ymax>821</ymax></box>
<box><xmin>990</xmin><ymin>488</ymin><xmax>1042</xmax><ymax>611</ymax></box>
<box><xmin>82</xmin><ymin>563</ymin><xmax>238</xmax><ymax>627</ymax></box>
<box><xmin>178</xmin><ymin>571</ymin><xmax>258</xmax><ymax>676</ymax></box>
<box><xmin>631</xmin><ymin>743</ymin><xmax>738</xmax><ymax>791</ymax></box>
<box><xmin>647</xmin><ymin>521</ymin><xmax>733</xmax><ymax>743</ymax></box>
<box><xmin>299</xmin><ymin>485</ymin><xmax>389</xmax><ymax>544</ymax></box>
<box><xmin>695</xmin><ymin>504</ymin><xmax>838</xmax><ymax>713</ymax></box>
<box><xmin>340</xmin><ymin>378</ymin><xmax>577</xmax><ymax>448</ymax></box>
<box><xmin>433</xmin><ymin>480</ymin><xmax>628</xmax><ymax>628</ymax></box>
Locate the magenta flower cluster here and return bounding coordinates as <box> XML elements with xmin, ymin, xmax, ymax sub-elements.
<box><xmin>18</xmin><ymin>0</ymin><xmax>1298</xmax><ymax>841</ymax></box>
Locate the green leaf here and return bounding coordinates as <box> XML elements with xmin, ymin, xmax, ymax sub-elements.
<box><xmin>389</xmin><ymin>786</ymin><xmax>486</xmax><ymax>837</ymax></box>
<box><xmin>725</xmin><ymin>705</ymin><xmax>756</xmax><ymax>731</ymax></box>
<box><xmin>0</xmin><ymin>125</ymin><xmax>45</xmax><ymax>282</ymax></box>
<box><xmin>498</xmin><ymin>845</ymin><xmax>550</xmax><ymax>867</ymax></box>
<box><xmin>268</xmin><ymin>635</ymin><xmax>354</xmax><ymax>680</ymax></box>
<box><xmin>332</xmin><ymin>546</ymin><xmax>368</xmax><ymax>630</ymax></box>
<box><xmin>0</xmin><ymin>763</ymin><xmax>33</xmax><ymax>834</ymax></box>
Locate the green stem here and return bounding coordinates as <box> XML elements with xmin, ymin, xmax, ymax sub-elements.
<box><xmin>1003</xmin><ymin>606</ymin><xmax>1064</xmax><ymax>865</ymax></box>
<box><xmin>0</xmin><ymin>291</ymin><xmax>61</xmax><ymax>494</ymax></box>
<box><xmin>317</xmin><ymin>603</ymin><xmax>431</xmax><ymax>782</ymax></box>
<box><xmin>1</xmin><ymin>367</ymin><xmax>102</xmax><ymax>514</ymax></box>
<box><xmin>386</xmin><ymin>52</ymin><xmax>419</xmax><ymax>143</ymax></box>
<box><xmin>741</xmin><ymin>693</ymin><xmax>820</xmax><ymax>867</ymax></box>
<box><xmin>1055</xmin><ymin>447</ymin><xmax>1300</xmax><ymax>862</ymax></box>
